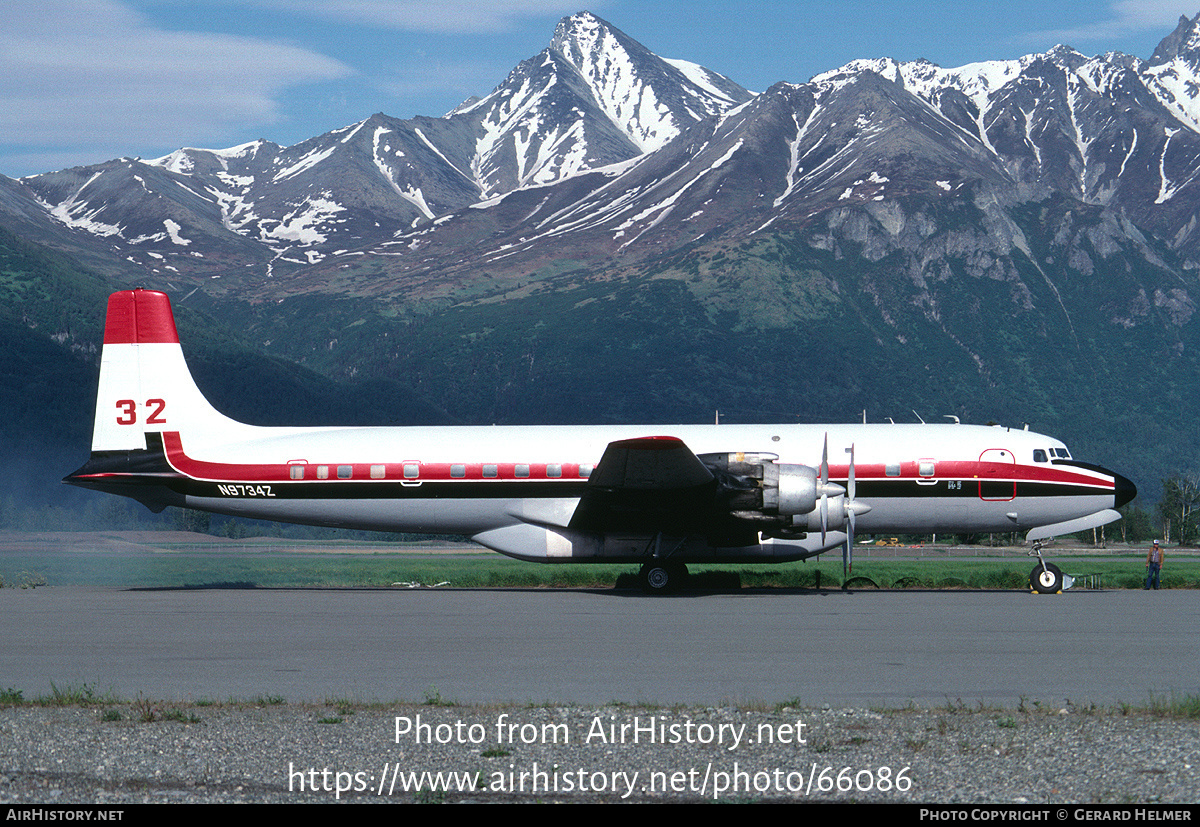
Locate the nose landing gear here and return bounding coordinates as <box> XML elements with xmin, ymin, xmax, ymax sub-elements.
<box><xmin>1028</xmin><ymin>541</ymin><xmax>1071</xmax><ymax>594</ymax></box>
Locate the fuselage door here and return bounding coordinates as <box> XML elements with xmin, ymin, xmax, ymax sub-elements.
<box><xmin>978</xmin><ymin>449</ymin><xmax>1016</xmax><ymax>501</ymax></box>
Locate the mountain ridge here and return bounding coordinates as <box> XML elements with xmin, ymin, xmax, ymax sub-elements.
<box><xmin>7</xmin><ymin>11</ymin><xmax>1200</xmax><ymax>291</ymax></box>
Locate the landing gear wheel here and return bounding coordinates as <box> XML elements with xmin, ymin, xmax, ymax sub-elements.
<box><xmin>639</xmin><ymin>562</ymin><xmax>687</xmax><ymax>594</ymax></box>
<box><xmin>1030</xmin><ymin>562</ymin><xmax>1064</xmax><ymax>594</ymax></box>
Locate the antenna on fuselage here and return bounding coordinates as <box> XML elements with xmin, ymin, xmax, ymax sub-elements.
<box><xmin>912</xmin><ymin>410</ymin><xmax>926</xmax><ymax>424</ymax></box>
<box><xmin>944</xmin><ymin>415</ymin><xmax>960</xmax><ymax>424</ymax></box>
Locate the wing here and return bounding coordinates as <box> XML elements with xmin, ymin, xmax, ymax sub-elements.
<box><xmin>568</xmin><ymin>436</ymin><xmax>732</xmax><ymax>538</ymax></box>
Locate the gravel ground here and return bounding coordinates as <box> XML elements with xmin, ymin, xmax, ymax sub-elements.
<box><xmin>1</xmin><ymin>701</ymin><xmax>1198</xmax><ymax>803</ymax></box>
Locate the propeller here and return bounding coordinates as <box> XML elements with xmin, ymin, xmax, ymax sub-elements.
<box><xmin>819</xmin><ymin>435</ymin><xmax>829</xmax><ymax>545</ymax></box>
<box><xmin>844</xmin><ymin>443</ymin><xmax>855</xmax><ymax>588</ymax></box>
<box><xmin>817</xmin><ymin>433</ymin><xmax>851</xmax><ymax>547</ymax></box>
<box><xmin>841</xmin><ymin>442</ymin><xmax>874</xmax><ymax>589</ymax></box>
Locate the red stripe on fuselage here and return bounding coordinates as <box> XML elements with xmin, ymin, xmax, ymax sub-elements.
<box><xmin>160</xmin><ymin>433</ymin><xmax>589</xmax><ymax>483</ymax></box>
<box><xmin>819</xmin><ymin>460</ymin><xmax>1113</xmax><ymax>490</ymax></box>
<box><xmin>158</xmin><ymin>432</ymin><xmax>1114</xmax><ymax>491</ymax></box>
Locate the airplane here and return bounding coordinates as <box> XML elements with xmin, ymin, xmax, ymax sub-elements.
<box><xmin>65</xmin><ymin>289</ymin><xmax>1137</xmax><ymax>594</ymax></box>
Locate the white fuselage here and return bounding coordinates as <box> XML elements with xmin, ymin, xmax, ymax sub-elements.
<box><xmin>161</xmin><ymin>421</ymin><xmax>1123</xmax><ymax>560</ymax></box>
<box><xmin>66</xmin><ymin>290</ymin><xmax>1135</xmax><ymax>567</ymax></box>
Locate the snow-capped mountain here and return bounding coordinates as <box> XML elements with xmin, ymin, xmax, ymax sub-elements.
<box><xmin>2</xmin><ymin>11</ymin><xmax>750</xmax><ymax>283</ymax></box>
<box><xmin>2</xmin><ymin>9</ymin><xmax>1200</xmax><ymax>342</ymax></box>
<box><xmin>333</xmin><ymin>19</ymin><xmax>1200</xmax><ymax>301</ymax></box>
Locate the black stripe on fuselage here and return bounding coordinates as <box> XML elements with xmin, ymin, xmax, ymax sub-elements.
<box><xmin>150</xmin><ymin>476</ymin><xmax>1109</xmax><ymax>502</ymax></box>
<box><xmin>853</xmin><ymin>479</ymin><xmax>1109</xmax><ymax>500</ymax></box>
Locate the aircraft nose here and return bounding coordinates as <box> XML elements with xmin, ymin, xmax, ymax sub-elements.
<box><xmin>1111</xmin><ymin>470</ymin><xmax>1137</xmax><ymax>509</ymax></box>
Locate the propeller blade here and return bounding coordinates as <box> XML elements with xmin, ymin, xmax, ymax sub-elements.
<box><xmin>820</xmin><ymin>434</ymin><xmax>829</xmax><ymax>485</ymax></box>
<box><xmin>847</xmin><ymin>443</ymin><xmax>855</xmax><ymax>575</ymax></box>
<box><xmin>847</xmin><ymin>442</ymin><xmax>856</xmax><ymax>503</ymax></box>
<box><xmin>847</xmin><ymin>509</ymin><xmax>855</xmax><ymax>576</ymax></box>
<box><xmin>842</xmin><ymin>537</ymin><xmax>849</xmax><ymax>589</ymax></box>
<box><xmin>820</xmin><ymin>433</ymin><xmax>829</xmax><ymax>544</ymax></box>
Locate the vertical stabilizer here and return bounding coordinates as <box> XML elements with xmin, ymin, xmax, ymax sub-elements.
<box><xmin>90</xmin><ymin>289</ymin><xmax>241</xmax><ymax>453</ymax></box>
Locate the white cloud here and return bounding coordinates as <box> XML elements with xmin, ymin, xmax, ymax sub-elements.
<box><xmin>0</xmin><ymin>0</ymin><xmax>351</xmax><ymax>172</ymax></box>
<box><xmin>242</xmin><ymin>0</ymin><xmax>588</xmax><ymax>34</ymax></box>
<box><xmin>1027</xmin><ymin>1</ymin><xmax>1196</xmax><ymax>47</ymax></box>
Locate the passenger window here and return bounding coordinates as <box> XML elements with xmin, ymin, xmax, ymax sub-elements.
<box><xmin>337</xmin><ymin>465</ymin><xmax>353</xmax><ymax>479</ymax></box>
<box><xmin>289</xmin><ymin>465</ymin><xmax>305</xmax><ymax>480</ymax></box>
<box><xmin>515</xmin><ymin>464</ymin><xmax>530</xmax><ymax>478</ymax></box>
<box><xmin>316</xmin><ymin>465</ymin><xmax>329</xmax><ymax>480</ymax></box>
<box><xmin>403</xmin><ymin>463</ymin><xmax>419</xmax><ymax>479</ymax></box>
<box><xmin>450</xmin><ymin>464</ymin><xmax>466</xmax><ymax>478</ymax></box>
<box><xmin>483</xmin><ymin>464</ymin><xmax>498</xmax><ymax>478</ymax></box>
<box><xmin>370</xmin><ymin>465</ymin><xmax>386</xmax><ymax>479</ymax></box>
<box><xmin>1033</xmin><ymin>450</ymin><xmax>1048</xmax><ymax>463</ymax></box>
<box><xmin>579</xmin><ymin>465</ymin><xmax>592</xmax><ymax>478</ymax></box>
<box><xmin>918</xmin><ymin>461</ymin><xmax>935</xmax><ymax>477</ymax></box>
<box><xmin>885</xmin><ymin>463</ymin><xmax>900</xmax><ymax>477</ymax></box>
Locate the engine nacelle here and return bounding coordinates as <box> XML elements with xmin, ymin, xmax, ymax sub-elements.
<box><xmin>763</xmin><ymin>463</ymin><xmax>819</xmax><ymax>516</ymax></box>
<box><xmin>699</xmin><ymin>453</ymin><xmax>821</xmax><ymax>522</ymax></box>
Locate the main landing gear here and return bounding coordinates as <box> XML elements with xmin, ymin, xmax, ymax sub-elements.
<box><xmin>1028</xmin><ymin>541</ymin><xmax>1066</xmax><ymax>594</ymax></box>
<box><xmin>639</xmin><ymin>562</ymin><xmax>688</xmax><ymax>594</ymax></box>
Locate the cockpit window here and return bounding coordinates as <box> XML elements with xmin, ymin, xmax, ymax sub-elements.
<box><xmin>1033</xmin><ymin>450</ymin><xmax>1048</xmax><ymax>463</ymax></box>
<box><xmin>1052</xmin><ymin>448</ymin><xmax>1071</xmax><ymax>459</ymax></box>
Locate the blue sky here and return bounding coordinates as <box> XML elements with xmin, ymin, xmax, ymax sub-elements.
<box><xmin>2</xmin><ymin>0</ymin><xmax>1197</xmax><ymax>177</ymax></box>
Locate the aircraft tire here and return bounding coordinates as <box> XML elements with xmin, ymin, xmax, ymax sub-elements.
<box><xmin>640</xmin><ymin>562</ymin><xmax>687</xmax><ymax>594</ymax></box>
<box><xmin>1030</xmin><ymin>562</ymin><xmax>1064</xmax><ymax>594</ymax></box>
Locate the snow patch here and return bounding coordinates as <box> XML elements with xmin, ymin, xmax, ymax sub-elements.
<box><xmin>663</xmin><ymin>58</ymin><xmax>748</xmax><ymax>101</ymax></box>
<box><xmin>44</xmin><ymin>172</ymin><xmax>123</xmax><ymax>237</ymax></box>
<box><xmin>273</xmin><ymin>145</ymin><xmax>337</xmax><ymax>182</ymax></box>
<box><xmin>163</xmin><ymin>219</ymin><xmax>191</xmax><ymax>246</ymax></box>
<box><xmin>260</xmin><ymin>195</ymin><xmax>345</xmax><ymax>245</ymax></box>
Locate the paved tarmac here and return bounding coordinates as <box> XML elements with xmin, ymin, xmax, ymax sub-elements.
<box><xmin>2</xmin><ymin>586</ymin><xmax>1196</xmax><ymax>707</ymax></box>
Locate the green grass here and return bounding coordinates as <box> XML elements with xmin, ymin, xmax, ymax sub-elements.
<box><xmin>4</xmin><ymin>685</ymin><xmax>1200</xmax><ymax>720</ymax></box>
<box><xmin>3</xmin><ymin>538</ymin><xmax>1199</xmax><ymax>590</ymax></box>
<box><xmin>1147</xmin><ymin>692</ymin><xmax>1200</xmax><ymax>719</ymax></box>
<box><xmin>38</xmin><ymin>681</ymin><xmax>117</xmax><ymax>706</ymax></box>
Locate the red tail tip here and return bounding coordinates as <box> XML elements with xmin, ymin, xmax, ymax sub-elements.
<box><xmin>103</xmin><ymin>290</ymin><xmax>179</xmax><ymax>344</ymax></box>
